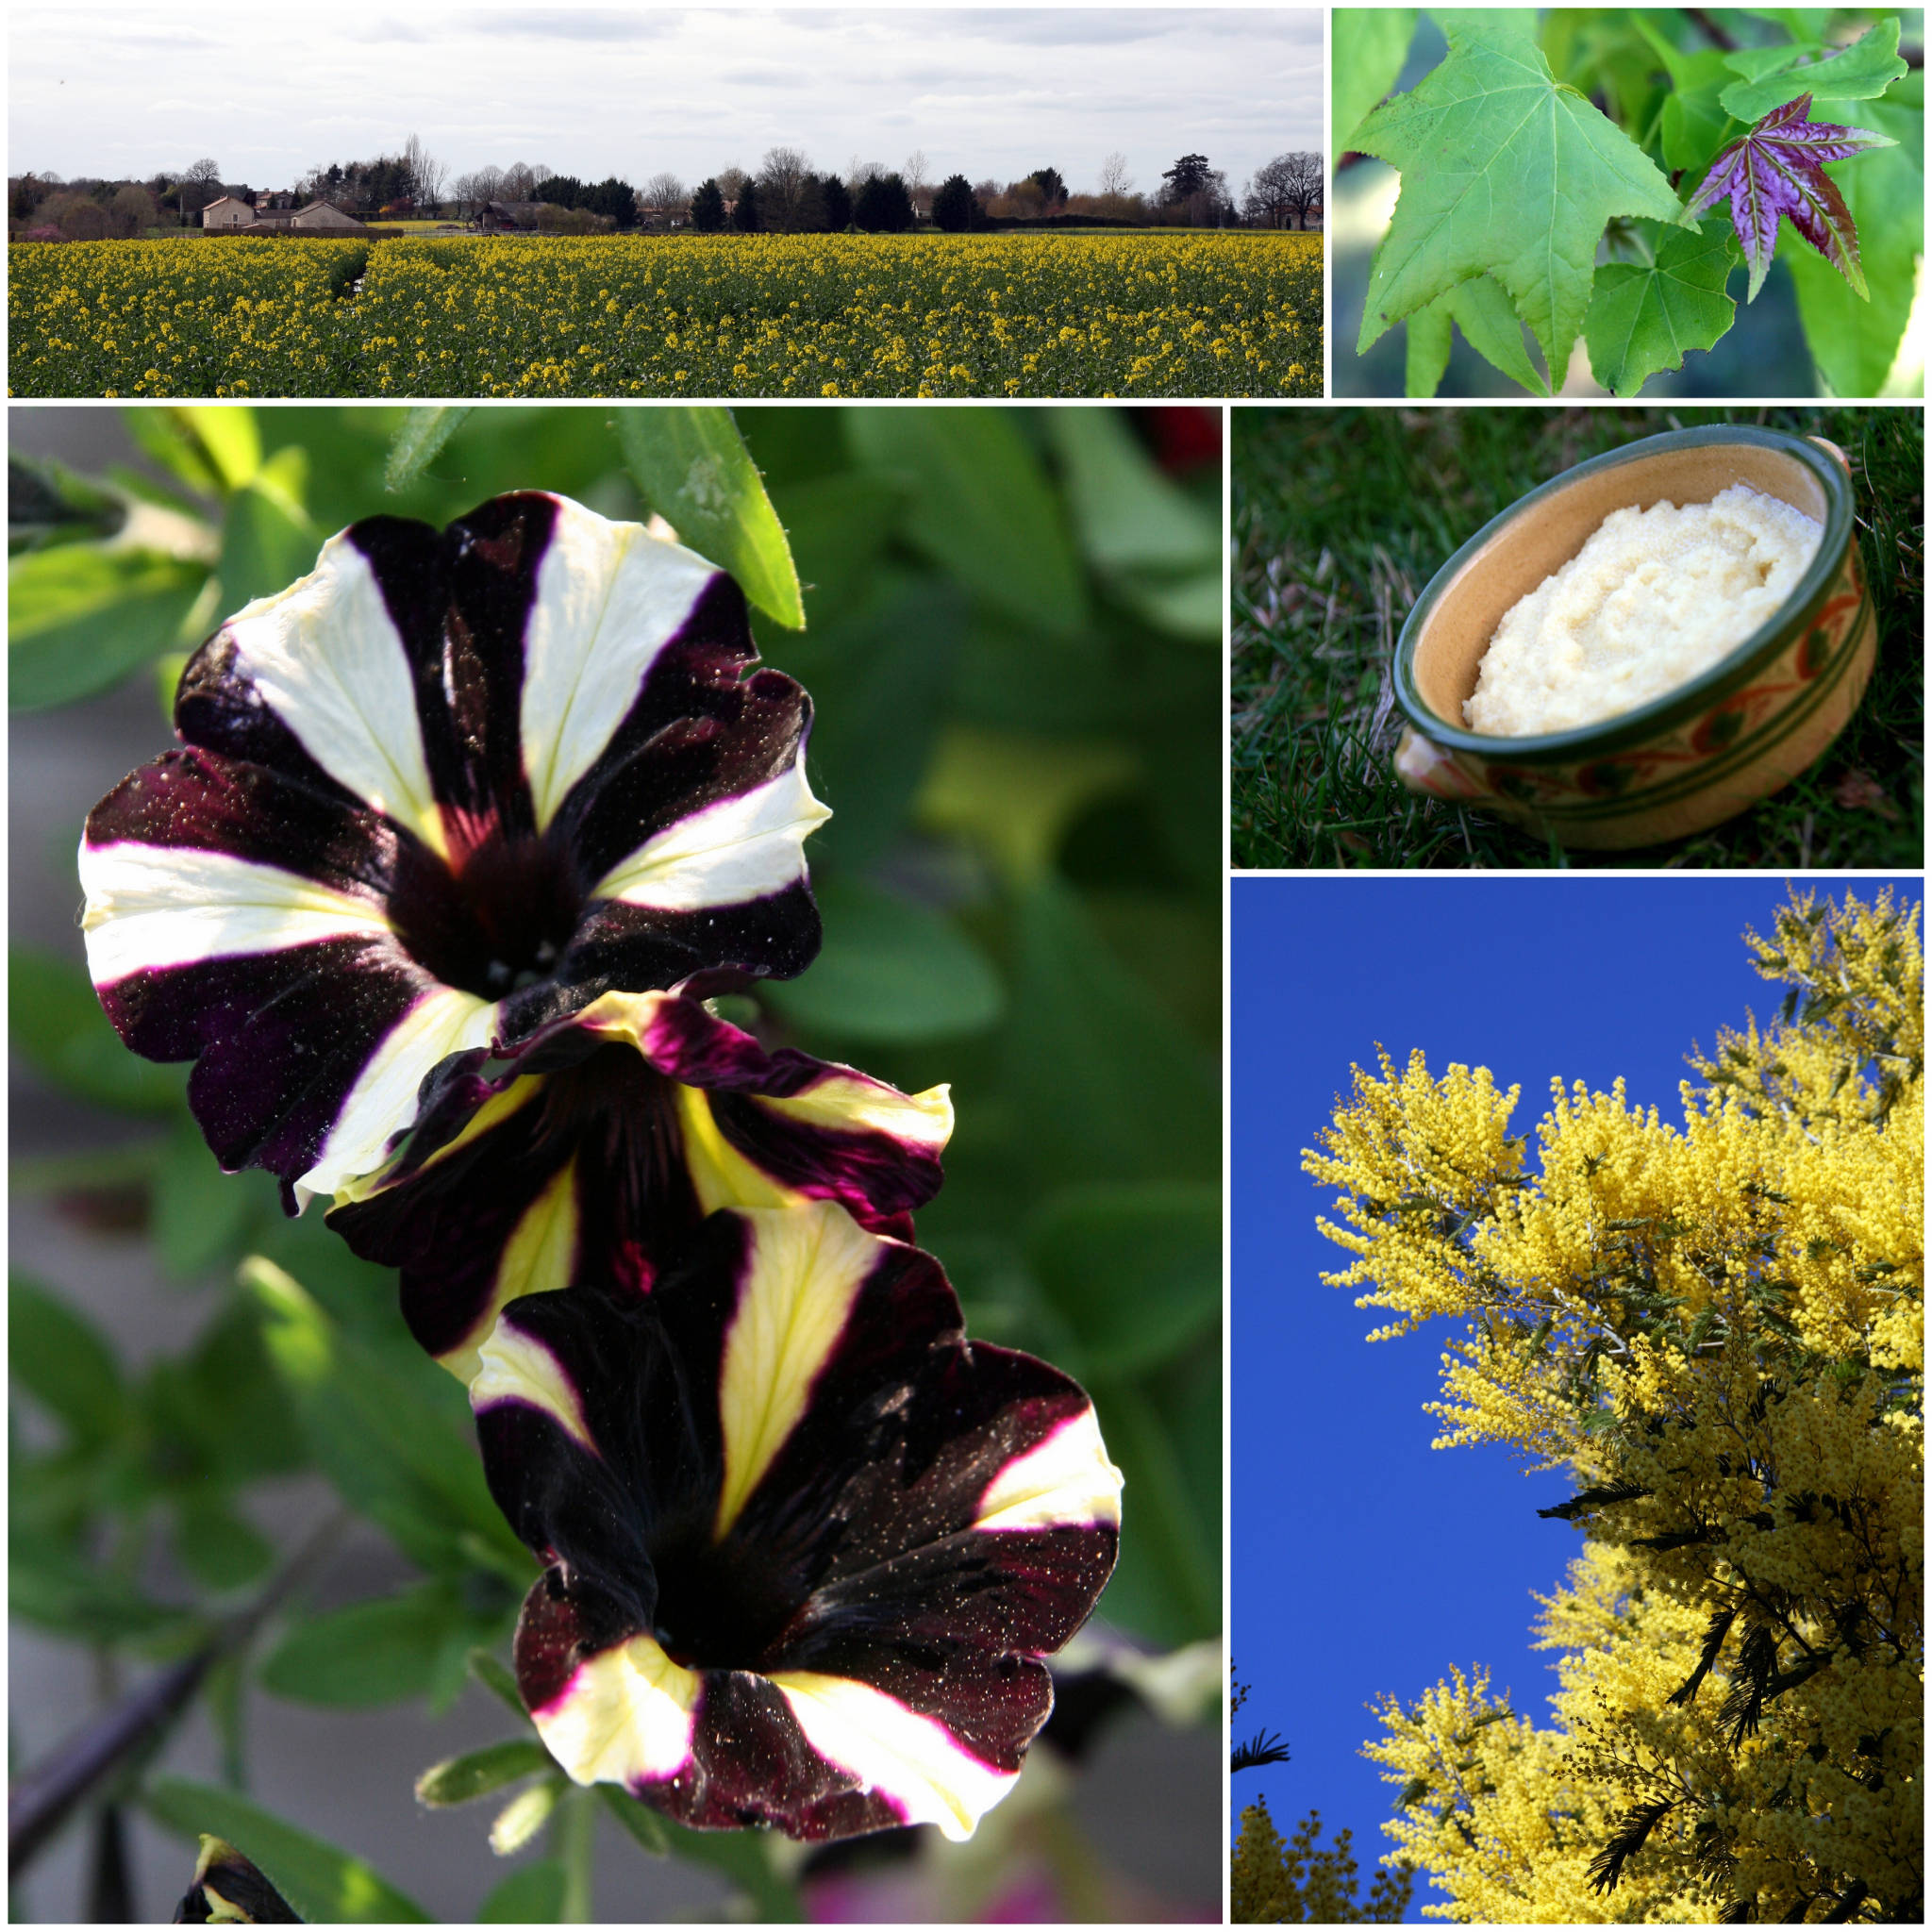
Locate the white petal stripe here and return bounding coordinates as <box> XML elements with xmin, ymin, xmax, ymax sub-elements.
<box><xmin>535</xmin><ymin>1634</ymin><xmax>700</xmax><ymax>1786</ymax></box>
<box><xmin>222</xmin><ymin>531</ymin><xmax>447</xmax><ymax>858</ymax></box>
<box><xmin>79</xmin><ymin>841</ymin><xmax>391</xmax><ymax>985</ymax></box>
<box><xmin>713</xmin><ymin>1204</ymin><xmax>877</xmax><ymax>1539</ymax></box>
<box><xmin>520</xmin><ymin>496</ymin><xmax>723</xmax><ymax>833</ymax></box>
<box><xmin>296</xmin><ymin>985</ymin><xmax>498</xmax><ymax>1206</ymax></box>
<box><xmin>974</xmin><ymin>1406</ymin><xmax>1124</xmax><ymax>1533</ymax></box>
<box><xmin>770</xmin><ymin>1671</ymin><xmax>1019</xmax><ymax>1842</ymax></box>
<box><xmin>591</xmin><ymin>751</ymin><xmax>831</xmax><ymax>911</ymax></box>
<box><xmin>470</xmin><ymin>1314</ymin><xmax>597</xmax><ymax>1454</ymax></box>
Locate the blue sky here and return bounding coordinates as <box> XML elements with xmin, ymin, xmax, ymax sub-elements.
<box><xmin>1230</xmin><ymin>873</ymin><xmax>1921</xmax><ymax>1918</ymax></box>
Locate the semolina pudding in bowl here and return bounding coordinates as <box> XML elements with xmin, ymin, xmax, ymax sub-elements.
<box><xmin>1463</xmin><ymin>485</ymin><xmax>1824</xmax><ymax>738</ymax></box>
<box><xmin>1390</xmin><ymin>425</ymin><xmax>1874</xmax><ymax>849</ymax></box>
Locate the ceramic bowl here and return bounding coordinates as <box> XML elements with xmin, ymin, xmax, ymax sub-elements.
<box><xmin>1391</xmin><ymin>426</ymin><xmax>1874</xmax><ymax>850</ymax></box>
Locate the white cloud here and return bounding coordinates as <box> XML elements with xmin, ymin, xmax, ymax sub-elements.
<box><xmin>8</xmin><ymin>6</ymin><xmax>1324</xmax><ymax>192</ymax></box>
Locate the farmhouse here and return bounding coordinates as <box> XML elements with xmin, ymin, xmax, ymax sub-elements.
<box><xmin>478</xmin><ymin>201</ymin><xmax>546</xmax><ymax>232</ymax></box>
<box><xmin>290</xmin><ymin>201</ymin><xmax>370</xmax><ymax>233</ymax></box>
<box><xmin>200</xmin><ymin>195</ymin><xmax>254</xmax><ymax>229</ymax></box>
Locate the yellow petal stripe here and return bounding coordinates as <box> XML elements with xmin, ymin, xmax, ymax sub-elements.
<box><xmin>759</xmin><ymin>1074</ymin><xmax>954</xmax><ymax>1149</ymax></box>
<box><xmin>535</xmin><ymin>1633</ymin><xmax>700</xmax><ymax>1786</ymax></box>
<box><xmin>677</xmin><ymin>1083</ymin><xmax>801</xmax><ymax>1218</ymax></box>
<box><xmin>471</xmin><ymin>1314</ymin><xmax>596</xmax><ymax>1454</ymax></box>
<box><xmin>437</xmin><ymin>1158</ymin><xmax>580</xmax><ymax>1386</ymax></box>
<box><xmin>712</xmin><ymin>1204</ymin><xmax>878</xmax><ymax>1540</ymax></box>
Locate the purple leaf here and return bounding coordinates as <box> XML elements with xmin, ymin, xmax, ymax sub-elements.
<box><xmin>1685</xmin><ymin>92</ymin><xmax>1893</xmax><ymax>303</ymax></box>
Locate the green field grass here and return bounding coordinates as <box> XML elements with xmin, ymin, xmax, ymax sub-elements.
<box><xmin>1231</xmin><ymin>406</ymin><xmax>1924</xmax><ymax>870</ymax></box>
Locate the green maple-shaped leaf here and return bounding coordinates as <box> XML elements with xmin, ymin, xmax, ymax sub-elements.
<box><xmin>1352</xmin><ymin>9</ymin><xmax>1683</xmax><ymax>379</ymax></box>
<box><xmin>1407</xmin><ymin>275</ymin><xmax>1549</xmax><ymax>397</ymax></box>
<box><xmin>1719</xmin><ymin>19</ymin><xmax>1907</xmax><ymax>125</ymax></box>
<box><xmin>1585</xmin><ymin>218</ymin><xmax>1739</xmax><ymax>396</ymax></box>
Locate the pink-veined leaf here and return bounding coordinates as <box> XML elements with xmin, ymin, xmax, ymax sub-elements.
<box><xmin>1684</xmin><ymin>92</ymin><xmax>1894</xmax><ymax>303</ymax></box>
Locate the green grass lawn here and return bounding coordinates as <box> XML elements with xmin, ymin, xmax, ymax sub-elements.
<box><xmin>1231</xmin><ymin>406</ymin><xmax>1924</xmax><ymax>870</ymax></box>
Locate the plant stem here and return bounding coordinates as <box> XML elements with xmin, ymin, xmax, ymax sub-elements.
<box><xmin>7</xmin><ymin>1510</ymin><xmax>346</xmax><ymax>1879</ymax></box>
<box><xmin>558</xmin><ymin>1784</ymin><xmax>595</xmax><ymax>1924</ymax></box>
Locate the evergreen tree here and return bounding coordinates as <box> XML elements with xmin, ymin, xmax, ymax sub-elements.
<box><xmin>854</xmin><ymin>171</ymin><xmax>914</xmax><ymax>233</ymax></box>
<box><xmin>588</xmin><ymin>175</ymin><xmax>637</xmax><ymax>228</ymax></box>
<box><xmin>1026</xmin><ymin>165</ymin><xmax>1067</xmax><ymax>209</ymax></box>
<box><xmin>689</xmin><ymin>178</ymin><xmax>725</xmax><ymax>232</ymax></box>
<box><xmin>816</xmin><ymin>171</ymin><xmax>852</xmax><ymax>231</ymax></box>
<box><xmin>931</xmin><ymin>173</ymin><xmax>976</xmax><ymax>232</ymax></box>
<box><xmin>732</xmin><ymin>175</ymin><xmax>760</xmax><ymax>232</ymax></box>
<box><xmin>1162</xmin><ymin>153</ymin><xmax>1213</xmax><ymax>201</ymax></box>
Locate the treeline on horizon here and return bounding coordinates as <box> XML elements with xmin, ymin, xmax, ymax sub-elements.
<box><xmin>10</xmin><ymin>137</ymin><xmax>1324</xmax><ymax>239</ymax></box>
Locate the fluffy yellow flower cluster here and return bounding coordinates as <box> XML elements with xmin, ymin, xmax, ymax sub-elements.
<box><xmin>8</xmin><ymin>233</ymin><xmax>1323</xmax><ymax>399</ymax></box>
<box><xmin>1308</xmin><ymin>891</ymin><xmax>1923</xmax><ymax>1923</ymax></box>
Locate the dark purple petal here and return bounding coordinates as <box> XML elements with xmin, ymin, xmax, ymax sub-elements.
<box><xmin>327</xmin><ymin>992</ymin><xmax>947</xmax><ymax>1376</ymax></box>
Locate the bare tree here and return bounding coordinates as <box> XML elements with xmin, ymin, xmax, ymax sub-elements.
<box><xmin>845</xmin><ymin>156</ymin><xmax>889</xmax><ymax>191</ymax></box>
<box><xmin>451</xmin><ymin>166</ymin><xmax>504</xmax><ymax>216</ymax></box>
<box><xmin>901</xmin><ymin>148</ymin><xmax>934</xmax><ymax>215</ymax></box>
<box><xmin>1097</xmin><ymin>150</ymin><xmax>1133</xmax><ymax>196</ymax></box>
<box><xmin>178</xmin><ymin>157</ymin><xmax>222</xmax><ymax>223</ymax></box>
<box><xmin>715</xmin><ymin>163</ymin><xmax>749</xmax><ymax>203</ymax></box>
<box><xmin>756</xmin><ymin>145</ymin><xmax>814</xmax><ymax>229</ymax></box>
<box><xmin>499</xmin><ymin>161</ymin><xmax>549</xmax><ymax>201</ymax></box>
<box><xmin>402</xmin><ymin>133</ymin><xmax>447</xmax><ymax>211</ymax></box>
<box><xmin>1244</xmin><ymin>151</ymin><xmax>1323</xmax><ymax>230</ymax></box>
<box><xmin>640</xmin><ymin>171</ymin><xmax>687</xmax><ymax>222</ymax></box>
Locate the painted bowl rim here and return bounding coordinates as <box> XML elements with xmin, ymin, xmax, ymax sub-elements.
<box><xmin>1392</xmin><ymin>425</ymin><xmax>1857</xmax><ymax>764</ymax></box>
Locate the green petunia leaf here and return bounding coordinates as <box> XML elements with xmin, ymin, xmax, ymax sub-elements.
<box><xmin>614</xmin><ymin>406</ymin><xmax>805</xmax><ymax>631</ymax></box>
<box><xmin>1353</xmin><ymin>9</ymin><xmax>1681</xmax><ymax>378</ymax></box>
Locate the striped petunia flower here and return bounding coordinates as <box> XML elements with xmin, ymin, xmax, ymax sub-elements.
<box><xmin>473</xmin><ymin>1201</ymin><xmax>1123</xmax><ymax>1842</ymax></box>
<box><xmin>326</xmin><ymin>988</ymin><xmax>953</xmax><ymax>1381</ymax></box>
<box><xmin>79</xmin><ymin>492</ymin><xmax>827</xmax><ymax>1209</ymax></box>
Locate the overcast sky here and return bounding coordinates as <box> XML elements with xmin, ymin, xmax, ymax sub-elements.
<box><xmin>9</xmin><ymin>7</ymin><xmax>1324</xmax><ymax>198</ymax></box>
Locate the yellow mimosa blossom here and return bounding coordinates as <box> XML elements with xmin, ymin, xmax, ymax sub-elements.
<box><xmin>1305</xmin><ymin>891</ymin><xmax>1923</xmax><ymax>1924</ymax></box>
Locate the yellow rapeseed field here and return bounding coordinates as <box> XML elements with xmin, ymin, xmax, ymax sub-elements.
<box><xmin>9</xmin><ymin>232</ymin><xmax>1323</xmax><ymax>398</ymax></box>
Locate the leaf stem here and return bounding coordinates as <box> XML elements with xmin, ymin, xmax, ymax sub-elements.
<box><xmin>558</xmin><ymin>1783</ymin><xmax>595</xmax><ymax>1924</ymax></box>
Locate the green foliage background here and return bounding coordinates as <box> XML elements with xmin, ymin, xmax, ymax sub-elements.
<box><xmin>8</xmin><ymin>403</ymin><xmax>1224</xmax><ymax>1920</ymax></box>
<box><xmin>1332</xmin><ymin>8</ymin><xmax>1924</xmax><ymax>400</ymax></box>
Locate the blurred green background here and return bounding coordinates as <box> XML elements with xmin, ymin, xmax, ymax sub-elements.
<box><xmin>8</xmin><ymin>404</ymin><xmax>1224</xmax><ymax>1923</ymax></box>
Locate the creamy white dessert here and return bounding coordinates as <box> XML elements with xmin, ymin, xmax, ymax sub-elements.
<box><xmin>1463</xmin><ymin>484</ymin><xmax>1824</xmax><ymax>737</ymax></box>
